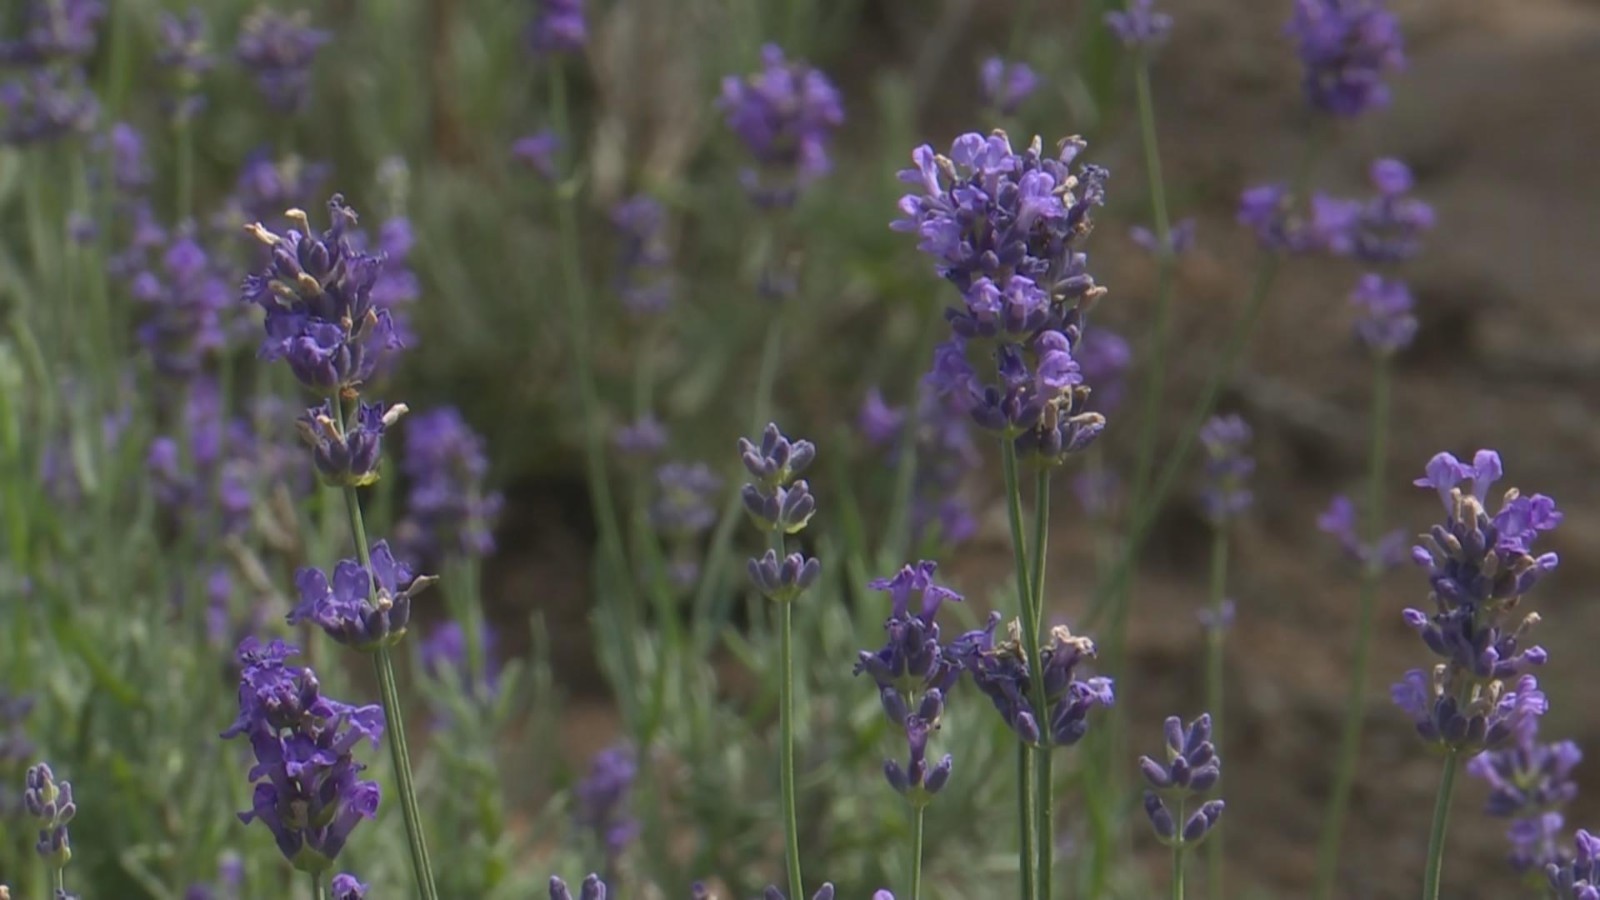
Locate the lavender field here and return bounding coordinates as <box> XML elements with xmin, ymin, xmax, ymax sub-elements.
<box><xmin>1</xmin><ymin>0</ymin><xmax>1597</xmax><ymax>898</ymax></box>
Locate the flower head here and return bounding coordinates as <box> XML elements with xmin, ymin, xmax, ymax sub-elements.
<box><xmin>222</xmin><ymin>639</ymin><xmax>384</xmax><ymax>872</ymax></box>
<box><xmin>719</xmin><ymin>44</ymin><xmax>844</xmax><ymax>205</ymax></box>
<box><xmin>1547</xmin><ymin>830</ymin><xmax>1600</xmax><ymax>899</ymax></box>
<box><xmin>0</xmin><ymin>0</ymin><xmax>104</xmax><ymax>65</ymax></box>
<box><xmin>954</xmin><ymin>617</ymin><xmax>1113</xmax><ymax>748</ymax></box>
<box><xmin>1317</xmin><ymin>494</ymin><xmax>1408</xmax><ymax>573</ymax></box>
<box><xmin>1467</xmin><ymin>717</ymin><xmax>1580</xmax><ymax>818</ymax></box>
<box><xmin>297</xmin><ymin>400</ymin><xmax>406</xmax><ymax>487</ymax></box>
<box><xmin>549</xmin><ymin>875</ymin><xmax>607</xmax><ymax>900</ymax></box>
<box><xmin>156</xmin><ymin>8</ymin><xmax>214</xmax><ymax>120</ymax></box>
<box><xmin>1288</xmin><ymin>0</ymin><xmax>1404</xmax><ymax>117</ymax></box>
<box><xmin>526</xmin><ymin>0</ymin><xmax>586</xmax><ymax>56</ymax></box>
<box><xmin>0</xmin><ymin>67</ymin><xmax>98</xmax><ymax>145</ymax></box>
<box><xmin>24</xmin><ymin>763</ymin><xmax>74</xmax><ymax>867</ymax></box>
<box><xmin>610</xmin><ymin>195</ymin><xmax>675</xmax><ymax>315</ymax></box>
<box><xmin>1198</xmin><ymin>415</ymin><xmax>1253</xmax><ymax>524</ymax></box>
<box><xmin>573</xmin><ymin>744</ymin><xmax>639</xmax><ymax>863</ymax></box>
<box><xmin>512</xmin><ymin>130</ymin><xmax>562</xmax><ymax>180</ymax></box>
<box><xmin>612</xmin><ymin>414</ymin><xmax>669</xmax><ymax>458</ymax></box>
<box><xmin>331</xmin><ymin>874</ymin><xmax>367</xmax><ymax>900</ymax></box>
<box><xmin>1138</xmin><ymin>714</ymin><xmax>1225</xmax><ymax>846</ymax></box>
<box><xmin>128</xmin><ymin>227</ymin><xmax>233</xmax><ymax>379</ymax></box>
<box><xmin>979</xmin><ymin>57</ymin><xmax>1040</xmax><ymax>115</ymax></box>
<box><xmin>241</xmin><ymin>196</ymin><xmax>401</xmax><ymax>393</ymax></box>
<box><xmin>235</xmin><ymin>8</ymin><xmax>329</xmax><ymax>113</ymax></box>
<box><xmin>288</xmin><ymin>541</ymin><xmax>437</xmax><ymax>651</ymax></box>
<box><xmin>1105</xmin><ymin>0</ymin><xmax>1174</xmax><ymax>50</ymax></box>
<box><xmin>1349</xmin><ymin>273</ymin><xmax>1416</xmax><ymax>354</ymax></box>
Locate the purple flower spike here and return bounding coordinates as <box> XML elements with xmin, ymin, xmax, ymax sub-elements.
<box><xmin>512</xmin><ymin>130</ymin><xmax>562</xmax><ymax>180</ymax></box>
<box><xmin>869</xmin><ymin>560</ymin><xmax>963</xmax><ymax>623</ymax></box>
<box><xmin>0</xmin><ymin>67</ymin><xmax>100</xmax><ymax>145</ymax></box>
<box><xmin>1105</xmin><ymin>0</ymin><xmax>1174</xmax><ymax>50</ymax></box>
<box><xmin>1139</xmin><ymin>713</ymin><xmax>1224</xmax><ymax>847</ymax></box>
<box><xmin>0</xmin><ymin>0</ymin><xmax>104</xmax><ymax>65</ymax></box>
<box><xmin>223</xmin><ymin>639</ymin><xmax>383</xmax><ymax>873</ymax></box>
<box><xmin>612</xmin><ymin>415</ymin><xmax>668</xmax><ymax>458</ymax></box>
<box><xmin>24</xmin><ymin>763</ymin><xmax>74</xmax><ymax>867</ymax></box>
<box><xmin>955</xmin><ymin>618</ymin><xmax>1112</xmax><ymax>749</ymax></box>
<box><xmin>549</xmin><ymin>874</ymin><xmax>607</xmax><ymax>900</ymax></box>
<box><xmin>526</xmin><ymin>0</ymin><xmax>587</xmax><ymax>56</ymax></box>
<box><xmin>1350</xmin><ymin>273</ymin><xmax>1417</xmax><ymax>354</ymax></box>
<box><xmin>610</xmin><ymin>194</ymin><xmax>675</xmax><ymax>315</ymax></box>
<box><xmin>235</xmin><ymin>8</ymin><xmax>329</xmax><ymax>114</ymax></box>
<box><xmin>573</xmin><ymin>744</ymin><xmax>639</xmax><ymax>865</ymax></box>
<box><xmin>719</xmin><ymin>44</ymin><xmax>844</xmax><ymax>205</ymax></box>
<box><xmin>288</xmin><ymin>542</ymin><xmax>437</xmax><ymax>651</ymax></box>
<box><xmin>1288</xmin><ymin>0</ymin><xmax>1404</xmax><ymax>118</ymax></box>
<box><xmin>979</xmin><ymin>57</ymin><xmax>1041</xmax><ymax>115</ymax></box>
<box><xmin>1317</xmin><ymin>494</ymin><xmax>1408</xmax><ymax>573</ymax></box>
<box><xmin>1546</xmin><ymin>830</ymin><xmax>1600</xmax><ymax>899</ymax></box>
<box><xmin>1198</xmin><ymin>415</ymin><xmax>1253</xmax><ymax>524</ymax></box>
<box><xmin>297</xmin><ymin>400</ymin><xmax>406</xmax><ymax>487</ymax></box>
<box><xmin>1130</xmin><ymin>218</ymin><xmax>1196</xmax><ymax>257</ymax></box>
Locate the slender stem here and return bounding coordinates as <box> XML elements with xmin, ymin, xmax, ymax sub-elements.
<box><xmin>311</xmin><ymin>871</ymin><xmax>329</xmax><ymax>900</ymax></box>
<box><xmin>909</xmin><ymin>801</ymin><xmax>926</xmax><ymax>900</ymax></box>
<box><xmin>53</xmin><ymin>869</ymin><xmax>65</xmax><ymax>900</ymax></box>
<box><xmin>1313</xmin><ymin>355</ymin><xmax>1393</xmax><ymax>899</ymax></box>
<box><xmin>333</xmin><ymin>401</ymin><xmax>439</xmax><ymax>900</ymax></box>
<box><xmin>773</xmin><ymin>527</ymin><xmax>805</xmax><ymax>898</ymax></box>
<box><xmin>176</xmin><ymin>118</ymin><xmax>195</xmax><ymax>221</ymax></box>
<box><xmin>1171</xmin><ymin>841</ymin><xmax>1186</xmax><ymax>900</ymax></box>
<box><xmin>1018</xmin><ymin>741</ymin><xmax>1037</xmax><ymax>900</ymax></box>
<box><xmin>1001</xmin><ymin>441</ymin><xmax>1047</xmax><ymax>900</ymax></box>
<box><xmin>1203</xmin><ymin>525</ymin><xmax>1229</xmax><ymax>900</ymax></box>
<box><xmin>1030</xmin><ymin>470</ymin><xmax>1054</xmax><ymax>899</ymax></box>
<box><xmin>1420</xmin><ymin>750</ymin><xmax>1460</xmax><ymax>900</ymax></box>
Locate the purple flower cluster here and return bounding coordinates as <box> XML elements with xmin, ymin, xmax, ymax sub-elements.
<box><xmin>420</xmin><ymin>620</ymin><xmax>500</xmax><ymax>691</ymax></box>
<box><xmin>331</xmin><ymin>874</ymin><xmax>368</xmax><ymax>900</ymax></box>
<box><xmin>858</xmin><ymin>384</ymin><xmax>982</xmax><ymax>547</ymax></box>
<box><xmin>526</xmin><ymin>0</ymin><xmax>587</xmax><ymax>56</ymax></box>
<box><xmin>298</xmin><ymin>400</ymin><xmax>405</xmax><ymax>487</ymax></box>
<box><xmin>223</xmin><ymin>152</ymin><xmax>332</xmax><ymax>231</ymax></box>
<box><xmin>235</xmin><ymin>8</ymin><xmax>329</xmax><ymax>114</ymax></box>
<box><xmin>572</xmin><ymin>744</ymin><xmax>639</xmax><ymax>865</ymax></box>
<box><xmin>1198</xmin><ymin>414</ymin><xmax>1254</xmax><ymax>524</ymax></box>
<box><xmin>145</xmin><ymin>381</ymin><xmax>259</xmax><ymax>537</ymax></box>
<box><xmin>0</xmin><ymin>0</ymin><xmax>103</xmax><ymax>65</ymax></box>
<box><xmin>895</xmin><ymin>132</ymin><xmax>1110</xmax><ymax>461</ymax></box>
<box><xmin>1287</xmin><ymin>0</ymin><xmax>1404</xmax><ymax>118</ymax></box>
<box><xmin>242</xmin><ymin>196</ymin><xmax>401</xmax><ymax>392</ymax></box>
<box><xmin>956</xmin><ymin>614</ymin><xmax>1114</xmax><ymax>748</ymax></box>
<box><xmin>1549</xmin><ymin>831</ymin><xmax>1600</xmax><ymax>900</ymax></box>
<box><xmin>23</xmin><ymin>762</ymin><xmax>74</xmax><ymax>867</ymax></box>
<box><xmin>0</xmin><ymin>67</ymin><xmax>98</xmax><ymax>144</ymax></box>
<box><xmin>1317</xmin><ymin>494</ymin><xmax>1408</xmax><ymax>573</ymax></box>
<box><xmin>155</xmin><ymin>8</ymin><xmax>215</xmax><ymax>120</ymax></box>
<box><xmin>221</xmin><ymin>638</ymin><xmax>384</xmax><ymax>872</ymax></box>
<box><xmin>760</xmin><ymin>885</ymin><xmax>859</xmax><ymax>900</ymax></box>
<box><xmin>1138</xmin><ymin>714</ymin><xmax>1226</xmax><ymax>846</ymax></box>
<box><xmin>1240</xmin><ymin>158</ymin><xmax>1432</xmax><ymax>259</ymax></box>
<box><xmin>740</xmin><ymin>424</ymin><xmax>817</xmax><ymax>537</ymax></box>
<box><xmin>289</xmin><ymin>541</ymin><xmax>436</xmax><ymax>651</ymax></box>
<box><xmin>1074</xmin><ymin>327</ymin><xmax>1132</xmax><ymax>413</ymax></box>
<box><xmin>395</xmin><ymin>407</ymin><xmax>503</xmax><ymax>564</ymax></box>
<box><xmin>612</xmin><ymin>414</ymin><xmax>668</xmax><ymax>459</ymax></box>
<box><xmin>129</xmin><ymin>227</ymin><xmax>232</xmax><ymax>379</ymax></box>
<box><xmin>1105</xmin><ymin>0</ymin><xmax>1174</xmax><ymax>50</ymax></box>
<box><xmin>1348</xmin><ymin>273</ymin><xmax>1416</xmax><ymax>355</ymax></box>
<box><xmin>855</xmin><ymin>562</ymin><xmax>964</xmax><ymax>800</ymax></box>
<box><xmin>719</xmin><ymin>45</ymin><xmax>844</xmax><ymax>205</ymax></box>
<box><xmin>1391</xmin><ymin>451</ymin><xmax>1560</xmax><ymax>754</ymax></box>
<box><xmin>1129</xmin><ymin>218</ymin><xmax>1196</xmax><ymax>258</ymax></box>
<box><xmin>979</xmin><ymin>58</ymin><xmax>1040</xmax><ymax>115</ymax></box>
<box><xmin>610</xmin><ymin>195</ymin><xmax>675</xmax><ymax>315</ymax></box>
<box><xmin>182</xmin><ymin>851</ymin><xmax>245</xmax><ymax>900</ymax></box>
<box><xmin>512</xmin><ymin>130</ymin><xmax>562</xmax><ymax>180</ymax></box>
<box><xmin>1468</xmin><ymin>717</ymin><xmax>1582</xmax><ymax>876</ymax></box>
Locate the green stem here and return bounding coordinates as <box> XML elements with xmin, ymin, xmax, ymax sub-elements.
<box><xmin>1018</xmin><ymin>741</ymin><xmax>1037</xmax><ymax>900</ymax></box>
<box><xmin>773</xmin><ymin>526</ymin><xmax>804</xmax><ymax>898</ymax></box>
<box><xmin>1001</xmin><ymin>440</ymin><xmax>1048</xmax><ymax>900</ymax></box>
<box><xmin>1420</xmin><ymin>750</ymin><xmax>1460</xmax><ymax>900</ymax></box>
<box><xmin>53</xmin><ymin>868</ymin><xmax>65</xmax><ymax>900</ymax></box>
<box><xmin>334</xmin><ymin>402</ymin><xmax>439</xmax><ymax>900</ymax></box>
<box><xmin>1171</xmin><ymin>841</ymin><xmax>1186</xmax><ymax>900</ymax></box>
<box><xmin>176</xmin><ymin>118</ymin><xmax>195</xmax><ymax>221</ymax></box>
<box><xmin>311</xmin><ymin>871</ymin><xmax>329</xmax><ymax>900</ymax></box>
<box><xmin>1030</xmin><ymin>470</ymin><xmax>1053</xmax><ymax>900</ymax></box>
<box><xmin>909</xmin><ymin>801</ymin><xmax>926</xmax><ymax>900</ymax></box>
<box><xmin>1203</xmin><ymin>526</ymin><xmax>1229</xmax><ymax>900</ymax></box>
<box><xmin>1313</xmin><ymin>355</ymin><xmax>1392</xmax><ymax>899</ymax></box>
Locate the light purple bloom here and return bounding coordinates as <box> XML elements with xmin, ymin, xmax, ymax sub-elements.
<box><xmin>0</xmin><ymin>67</ymin><xmax>99</xmax><ymax>144</ymax></box>
<box><xmin>572</xmin><ymin>744</ymin><xmax>639</xmax><ymax>864</ymax></box>
<box><xmin>612</xmin><ymin>414</ymin><xmax>669</xmax><ymax>458</ymax></box>
<box><xmin>1105</xmin><ymin>0</ymin><xmax>1174</xmax><ymax>49</ymax></box>
<box><xmin>1349</xmin><ymin>273</ymin><xmax>1416</xmax><ymax>354</ymax></box>
<box><xmin>1139</xmin><ymin>714</ymin><xmax>1225</xmax><ymax>846</ymax></box>
<box><xmin>1317</xmin><ymin>494</ymin><xmax>1408</xmax><ymax>572</ymax></box>
<box><xmin>1129</xmin><ymin>218</ymin><xmax>1195</xmax><ymax>257</ymax></box>
<box><xmin>1198</xmin><ymin>414</ymin><xmax>1253</xmax><ymax>523</ymax></box>
<box><xmin>1288</xmin><ymin>0</ymin><xmax>1404</xmax><ymax>118</ymax></box>
<box><xmin>397</xmin><ymin>407</ymin><xmax>504</xmax><ymax>563</ymax></box>
<box><xmin>235</xmin><ymin>8</ymin><xmax>329</xmax><ymax>113</ymax></box>
<box><xmin>513</xmin><ymin>130</ymin><xmax>562</xmax><ymax>180</ymax></box>
<box><xmin>526</xmin><ymin>0</ymin><xmax>586</xmax><ymax>56</ymax></box>
<box><xmin>979</xmin><ymin>57</ymin><xmax>1040</xmax><ymax>115</ymax></box>
<box><xmin>719</xmin><ymin>44</ymin><xmax>844</xmax><ymax>205</ymax></box>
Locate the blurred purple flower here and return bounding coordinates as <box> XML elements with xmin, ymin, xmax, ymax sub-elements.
<box><xmin>235</xmin><ymin>8</ymin><xmax>329</xmax><ymax>114</ymax></box>
<box><xmin>549</xmin><ymin>875</ymin><xmax>608</xmax><ymax>900</ymax></box>
<box><xmin>979</xmin><ymin>57</ymin><xmax>1040</xmax><ymax>115</ymax></box>
<box><xmin>0</xmin><ymin>67</ymin><xmax>99</xmax><ymax>144</ymax></box>
<box><xmin>653</xmin><ymin>462</ymin><xmax>723</xmax><ymax>537</ymax></box>
<box><xmin>1197</xmin><ymin>598</ymin><xmax>1236</xmax><ymax>633</ymax></box>
<box><xmin>513</xmin><ymin>130</ymin><xmax>562</xmax><ymax>180</ymax></box>
<box><xmin>1323</xmin><ymin>159</ymin><xmax>1434</xmax><ymax>264</ymax></box>
<box><xmin>156</xmin><ymin>8</ymin><xmax>214</xmax><ymax>120</ymax></box>
<box><xmin>0</xmin><ymin>0</ymin><xmax>104</xmax><ymax>65</ymax></box>
<box><xmin>612</xmin><ymin>414</ymin><xmax>668</xmax><ymax>458</ymax></box>
<box><xmin>1547</xmin><ymin>829</ymin><xmax>1600</xmax><ymax>899</ymax></box>
<box><xmin>1074</xmin><ymin>327</ymin><xmax>1131</xmax><ymax>412</ymax></box>
<box><xmin>1349</xmin><ymin>273</ymin><xmax>1416</xmax><ymax>354</ymax></box>
<box><xmin>1105</xmin><ymin>0</ymin><xmax>1174</xmax><ymax>50</ymax></box>
<box><xmin>397</xmin><ymin>407</ymin><xmax>504</xmax><ymax>563</ymax></box>
<box><xmin>1129</xmin><ymin>218</ymin><xmax>1195</xmax><ymax>257</ymax></box>
<box><xmin>1317</xmin><ymin>494</ymin><xmax>1407</xmax><ymax>572</ymax></box>
<box><xmin>1288</xmin><ymin>0</ymin><xmax>1404</xmax><ymax>118</ymax></box>
<box><xmin>128</xmin><ymin>228</ymin><xmax>232</xmax><ymax>379</ymax></box>
<box><xmin>720</xmin><ymin>44</ymin><xmax>844</xmax><ymax>205</ymax></box>
<box><xmin>1198</xmin><ymin>414</ymin><xmax>1253</xmax><ymax>524</ymax></box>
<box><xmin>526</xmin><ymin>0</ymin><xmax>586</xmax><ymax>56</ymax></box>
<box><xmin>857</xmin><ymin>388</ymin><xmax>906</xmax><ymax>449</ymax></box>
<box><xmin>222</xmin><ymin>638</ymin><xmax>383</xmax><ymax>872</ymax></box>
<box><xmin>573</xmin><ymin>744</ymin><xmax>639</xmax><ymax>864</ymax></box>
<box><xmin>610</xmin><ymin>194</ymin><xmax>675</xmax><ymax>314</ymax></box>
<box><xmin>331</xmin><ymin>874</ymin><xmax>367</xmax><ymax>900</ymax></box>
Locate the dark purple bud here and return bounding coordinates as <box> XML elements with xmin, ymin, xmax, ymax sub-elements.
<box><xmin>1143</xmin><ymin>792</ymin><xmax>1176</xmax><ymax>840</ymax></box>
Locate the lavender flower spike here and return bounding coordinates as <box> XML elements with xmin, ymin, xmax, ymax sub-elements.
<box><xmin>573</xmin><ymin>744</ymin><xmax>640</xmax><ymax>864</ymax></box>
<box><xmin>1349</xmin><ymin>274</ymin><xmax>1417</xmax><ymax>354</ymax></box>
<box><xmin>24</xmin><ymin>763</ymin><xmax>75</xmax><ymax>867</ymax></box>
<box><xmin>331</xmin><ymin>874</ymin><xmax>368</xmax><ymax>900</ymax></box>
<box><xmin>1105</xmin><ymin>0</ymin><xmax>1174</xmax><ymax>50</ymax></box>
<box><xmin>1547</xmin><ymin>830</ymin><xmax>1600</xmax><ymax>899</ymax></box>
<box><xmin>1287</xmin><ymin>0</ymin><xmax>1404</xmax><ymax>118</ymax></box>
<box><xmin>1198</xmin><ymin>414</ymin><xmax>1254</xmax><ymax>524</ymax></box>
<box><xmin>1139</xmin><ymin>714</ymin><xmax>1225</xmax><ymax>846</ymax></box>
<box><xmin>235</xmin><ymin>8</ymin><xmax>329</xmax><ymax>114</ymax></box>
<box><xmin>720</xmin><ymin>45</ymin><xmax>844</xmax><ymax>205</ymax></box>
<box><xmin>298</xmin><ymin>400</ymin><xmax>407</xmax><ymax>487</ymax></box>
<box><xmin>740</xmin><ymin>423</ymin><xmax>819</xmax><ymax>535</ymax></box>
<box><xmin>222</xmin><ymin>639</ymin><xmax>383</xmax><ymax>873</ymax></box>
<box><xmin>396</xmin><ymin>407</ymin><xmax>504</xmax><ymax>564</ymax></box>
<box><xmin>979</xmin><ymin>57</ymin><xmax>1040</xmax><ymax>115</ymax></box>
<box><xmin>526</xmin><ymin>0</ymin><xmax>587</xmax><ymax>56</ymax></box>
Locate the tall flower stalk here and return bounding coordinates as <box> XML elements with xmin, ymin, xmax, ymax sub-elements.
<box><xmin>741</xmin><ymin>423</ymin><xmax>821</xmax><ymax>898</ymax></box>
<box><xmin>241</xmin><ymin>198</ymin><xmax>439</xmax><ymax>899</ymax></box>
<box><xmin>1139</xmin><ymin>714</ymin><xmax>1224</xmax><ymax>900</ymax></box>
